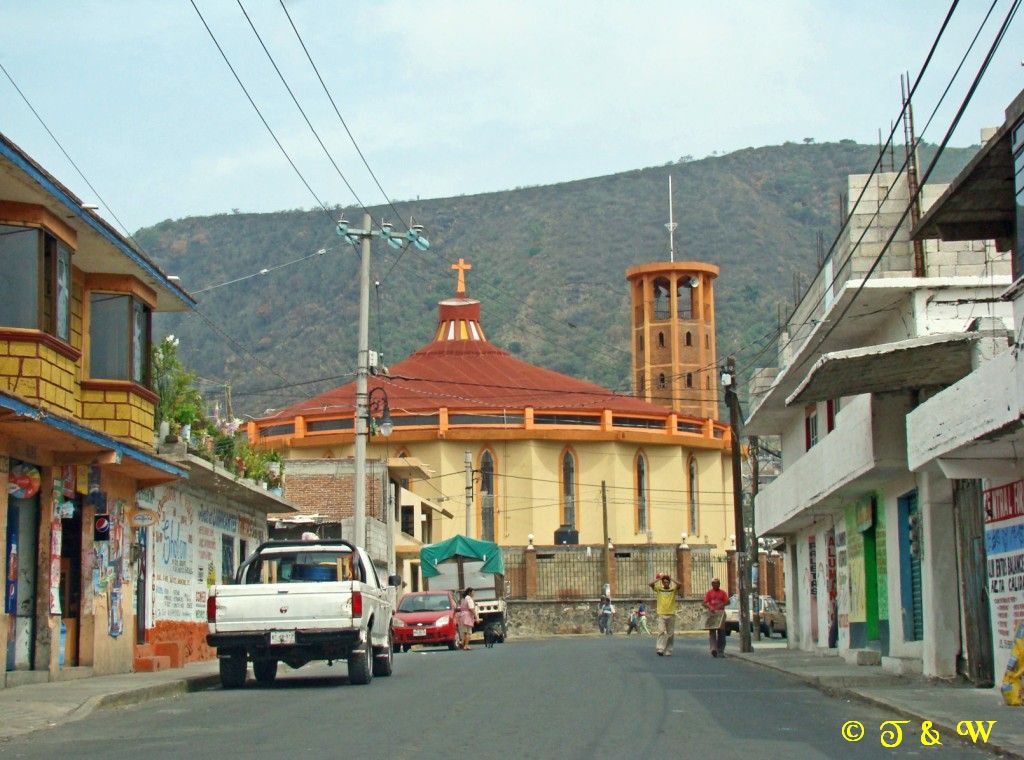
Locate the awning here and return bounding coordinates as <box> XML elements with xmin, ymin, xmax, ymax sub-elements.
<box><xmin>786</xmin><ymin>332</ymin><xmax>986</xmax><ymax>406</ymax></box>
<box><xmin>180</xmin><ymin>454</ymin><xmax>297</xmax><ymax>514</ymax></box>
<box><xmin>912</xmin><ymin>112</ymin><xmax>1015</xmax><ymax>243</ymax></box>
<box><xmin>0</xmin><ymin>391</ymin><xmax>185</xmax><ymax>484</ymax></box>
<box><xmin>387</xmin><ymin>456</ymin><xmax>435</xmax><ymax>479</ymax></box>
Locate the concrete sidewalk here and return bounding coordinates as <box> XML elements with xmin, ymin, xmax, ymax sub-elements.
<box><xmin>0</xmin><ymin>661</ymin><xmax>220</xmax><ymax>741</ymax></box>
<box><xmin>730</xmin><ymin>640</ymin><xmax>1023</xmax><ymax>759</ymax></box>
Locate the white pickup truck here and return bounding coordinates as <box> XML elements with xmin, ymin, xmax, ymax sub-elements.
<box><xmin>206</xmin><ymin>539</ymin><xmax>400</xmax><ymax>688</ymax></box>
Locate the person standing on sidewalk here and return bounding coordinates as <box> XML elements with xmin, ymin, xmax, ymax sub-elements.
<box><xmin>703</xmin><ymin>578</ymin><xmax>730</xmax><ymax>657</ymax></box>
<box><xmin>649</xmin><ymin>573</ymin><xmax>680</xmax><ymax>656</ymax></box>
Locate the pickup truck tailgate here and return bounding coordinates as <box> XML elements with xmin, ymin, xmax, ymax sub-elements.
<box><xmin>210</xmin><ymin>582</ymin><xmax>357</xmax><ymax>633</ymax></box>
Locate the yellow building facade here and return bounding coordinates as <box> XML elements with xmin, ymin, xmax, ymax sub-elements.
<box><xmin>0</xmin><ymin>134</ymin><xmax>192</xmax><ymax>686</ymax></box>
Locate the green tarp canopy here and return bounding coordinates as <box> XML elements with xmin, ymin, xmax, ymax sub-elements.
<box><xmin>420</xmin><ymin>535</ymin><xmax>505</xmax><ymax>578</ymax></box>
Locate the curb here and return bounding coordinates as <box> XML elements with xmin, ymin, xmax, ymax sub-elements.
<box><xmin>93</xmin><ymin>673</ymin><xmax>221</xmax><ymax>711</ymax></box>
<box><xmin>730</xmin><ymin>653</ymin><xmax>1022</xmax><ymax>760</ymax></box>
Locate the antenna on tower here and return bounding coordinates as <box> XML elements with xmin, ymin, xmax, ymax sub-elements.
<box><xmin>665</xmin><ymin>175</ymin><xmax>678</xmax><ymax>263</ymax></box>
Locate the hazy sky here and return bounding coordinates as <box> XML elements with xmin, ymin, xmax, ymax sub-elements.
<box><xmin>2</xmin><ymin>1</ymin><xmax>1021</xmax><ymax>232</ymax></box>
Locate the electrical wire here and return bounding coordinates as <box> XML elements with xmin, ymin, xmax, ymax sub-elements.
<box><xmin>189</xmin><ymin>0</ymin><xmax>336</xmax><ymax>224</ymax></box>
<box><xmin>787</xmin><ymin>0</ymin><xmax>1021</xmax><ymax>379</ymax></box>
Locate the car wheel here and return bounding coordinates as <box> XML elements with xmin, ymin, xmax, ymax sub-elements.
<box><xmin>253</xmin><ymin>658</ymin><xmax>278</xmax><ymax>685</ymax></box>
<box><xmin>347</xmin><ymin>643</ymin><xmax>373</xmax><ymax>685</ymax></box>
<box><xmin>372</xmin><ymin>631</ymin><xmax>394</xmax><ymax>677</ymax></box>
<box><xmin>402</xmin><ymin>644</ymin><xmax>411</xmax><ymax>652</ymax></box>
<box><xmin>768</xmin><ymin>622</ymin><xmax>776</xmax><ymax>638</ymax></box>
<box><xmin>448</xmin><ymin>639</ymin><xmax>457</xmax><ymax>650</ymax></box>
<box><xmin>219</xmin><ymin>652</ymin><xmax>247</xmax><ymax>689</ymax></box>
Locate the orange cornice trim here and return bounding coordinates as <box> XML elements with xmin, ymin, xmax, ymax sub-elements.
<box><xmin>0</xmin><ymin>328</ymin><xmax>81</xmax><ymax>362</ymax></box>
<box><xmin>81</xmin><ymin>379</ymin><xmax>159</xmax><ymax>404</ymax></box>
<box><xmin>84</xmin><ymin>273</ymin><xmax>157</xmax><ymax>309</ymax></box>
<box><xmin>0</xmin><ymin>201</ymin><xmax>77</xmax><ymax>249</ymax></box>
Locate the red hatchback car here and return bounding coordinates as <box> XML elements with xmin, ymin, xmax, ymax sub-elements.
<box><xmin>392</xmin><ymin>591</ymin><xmax>459</xmax><ymax>651</ymax></box>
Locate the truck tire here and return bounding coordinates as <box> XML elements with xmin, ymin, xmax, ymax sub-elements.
<box><xmin>219</xmin><ymin>653</ymin><xmax>247</xmax><ymax>689</ymax></box>
<box><xmin>348</xmin><ymin>644</ymin><xmax>373</xmax><ymax>685</ymax></box>
<box><xmin>372</xmin><ymin>631</ymin><xmax>394</xmax><ymax>677</ymax></box>
<box><xmin>253</xmin><ymin>658</ymin><xmax>278</xmax><ymax>685</ymax></box>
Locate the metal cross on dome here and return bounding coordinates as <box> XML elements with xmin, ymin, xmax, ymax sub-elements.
<box><xmin>452</xmin><ymin>258</ymin><xmax>472</xmax><ymax>296</ymax></box>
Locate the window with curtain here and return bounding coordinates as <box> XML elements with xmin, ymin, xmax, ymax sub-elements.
<box><xmin>562</xmin><ymin>449</ymin><xmax>576</xmax><ymax>528</ymax></box>
<box><xmin>480</xmin><ymin>450</ymin><xmax>495</xmax><ymax>541</ymax></box>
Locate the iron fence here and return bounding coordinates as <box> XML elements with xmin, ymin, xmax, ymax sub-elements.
<box><xmin>614</xmin><ymin>548</ymin><xmax>676</xmax><ymax>598</ymax></box>
<box><xmin>504</xmin><ymin>547</ymin><xmax>527</xmax><ymax>599</ymax></box>
<box><xmin>691</xmin><ymin>548</ymin><xmax>729</xmax><ymax>596</ymax></box>
<box><xmin>533</xmin><ymin>549</ymin><xmax>605</xmax><ymax>600</ymax></box>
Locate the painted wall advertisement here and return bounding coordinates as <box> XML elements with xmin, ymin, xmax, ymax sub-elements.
<box><xmin>148</xmin><ymin>487</ymin><xmax>267</xmax><ymax>626</ymax></box>
<box><xmin>983</xmin><ymin>480</ymin><xmax>1024</xmax><ymax>684</ymax></box>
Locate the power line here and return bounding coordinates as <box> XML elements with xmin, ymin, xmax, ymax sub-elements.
<box><xmin>189</xmin><ymin>0</ymin><xmax>335</xmax><ymax>223</ymax></box>
<box><xmin>236</xmin><ymin>0</ymin><xmax>372</xmax><ymax>218</ymax></box>
<box><xmin>277</xmin><ymin>0</ymin><xmax>412</xmax><ymax>233</ymax></box>
<box><xmin>787</xmin><ymin>0</ymin><xmax>1020</xmax><ymax>380</ymax></box>
<box><xmin>739</xmin><ymin>0</ymin><xmax>997</xmax><ymax>379</ymax></box>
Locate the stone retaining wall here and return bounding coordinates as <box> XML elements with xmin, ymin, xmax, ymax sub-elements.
<box><xmin>506</xmin><ymin>599</ymin><xmax>708</xmax><ymax>637</ymax></box>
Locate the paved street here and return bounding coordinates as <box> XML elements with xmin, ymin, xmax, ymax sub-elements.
<box><xmin>0</xmin><ymin>636</ymin><xmax>1000</xmax><ymax>760</ymax></box>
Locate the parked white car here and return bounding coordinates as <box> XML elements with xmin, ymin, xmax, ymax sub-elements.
<box><xmin>206</xmin><ymin>539</ymin><xmax>400</xmax><ymax>688</ymax></box>
<box><xmin>724</xmin><ymin>594</ymin><xmax>788</xmax><ymax>638</ymax></box>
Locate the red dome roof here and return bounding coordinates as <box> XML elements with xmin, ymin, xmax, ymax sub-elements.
<box><xmin>267</xmin><ymin>281</ymin><xmax>669</xmax><ymax>422</ymax></box>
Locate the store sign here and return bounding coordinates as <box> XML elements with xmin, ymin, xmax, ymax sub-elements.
<box><xmin>983</xmin><ymin>480</ymin><xmax>1024</xmax><ymax>687</ymax></box>
<box><xmin>130</xmin><ymin>509</ymin><xmax>159</xmax><ymax>528</ymax></box>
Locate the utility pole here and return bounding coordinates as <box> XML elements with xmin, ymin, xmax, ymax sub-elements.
<box><xmin>464</xmin><ymin>450</ymin><xmax>473</xmax><ymax>537</ymax></box>
<box><xmin>337</xmin><ymin>214</ymin><xmax>429</xmax><ymax>550</ymax></box>
<box><xmin>722</xmin><ymin>356</ymin><xmax>751</xmax><ymax>653</ymax></box>
<box><xmin>353</xmin><ymin>212</ymin><xmax>372</xmax><ymax>548</ymax></box>
<box><xmin>750</xmin><ymin>435</ymin><xmax>761</xmax><ymax>642</ymax></box>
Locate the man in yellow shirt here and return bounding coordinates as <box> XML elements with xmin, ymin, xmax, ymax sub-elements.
<box><xmin>649</xmin><ymin>573</ymin><xmax>680</xmax><ymax>656</ymax></box>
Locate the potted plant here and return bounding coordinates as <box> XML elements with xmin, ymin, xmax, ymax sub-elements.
<box><xmin>174</xmin><ymin>404</ymin><xmax>197</xmax><ymax>445</ymax></box>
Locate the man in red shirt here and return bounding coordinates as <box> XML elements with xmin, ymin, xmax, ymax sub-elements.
<box><xmin>703</xmin><ymin>578</ymin><xmax>730</xmax><ymax>657</ymax></box>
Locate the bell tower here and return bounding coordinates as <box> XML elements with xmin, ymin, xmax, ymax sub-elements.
<box><xmin>625</xmin><ymin>261</ymin><xmax>719</xmax><ymax>420</ymax></box>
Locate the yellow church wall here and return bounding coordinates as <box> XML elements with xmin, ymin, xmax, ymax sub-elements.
<box><xmin>319</xmin><ymin>435</ymin><xmax>736</xmax><ymax>550</ymax></box>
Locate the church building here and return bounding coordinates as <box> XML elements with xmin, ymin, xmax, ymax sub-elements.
<box><xmin>250</xmin><ymin>258</ymin><xmax>734</xmax><ymax>559</ymax></box>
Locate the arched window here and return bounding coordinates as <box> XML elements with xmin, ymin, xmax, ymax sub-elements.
<box><xmin>685</xmin><ymin>331</ymin><xmax>692</xmax><ymax>347</ymax></box>
<box><xmin>658</xmin><ymin>331</ymin><xmax>665</xmax><ymax>348</ymax></box>
<box><xmin>705</xmin><ymin>335</ymin><xmax>710</xmax><ymax>348</ymax></box>
<box><xmin>561</xmin><ymin>448</ymin><xmax>577</xmax><ymax>529</ymax></box>
<box><xmin>635</xmin><ymin>451</ymin><xmax>649</xmax><ymax>533</ymax></box>
<box><xmin>658</xmin><ymin>373</ymin><xmax>666</xmax><ymax>389</ymax></box>
<box><xmin>479</xmin><ymin>450</ymin><xmax>496</xmax><ymax>541</ymax></box>
<box><xmin>688</xmin><ymin>456</ymin><xmax>699</xmax><ymax>535</ymax></box>
<box><xmin>686</xmin><ymin>373</ymin><xmax>693</xmax><ymax>388</ymax></box>
<box><xmin>637</xmin><ymin>333</ymin><xmax>644</xmax><ymax>352</ymax></box>
<box><xmin>653</xmin><ymin>278</ymin><xmax>671</xmax><ymax>319</ymax></box>
<box><xmin>705</xmin><ymin>377</ymin><xmax>710</xmax><ymax>390</ymax></box>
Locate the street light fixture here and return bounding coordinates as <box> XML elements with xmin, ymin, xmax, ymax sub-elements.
<box><xmin>367</xmin><ymin>387</ymin><xmax>393</xmax><ymax>437</ymax></box>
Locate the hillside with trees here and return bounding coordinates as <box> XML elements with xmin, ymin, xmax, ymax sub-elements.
<box><xmin>135</xmin><ymin>140</ymin><xmax>975</xmax><ymax>417</ymax></box>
